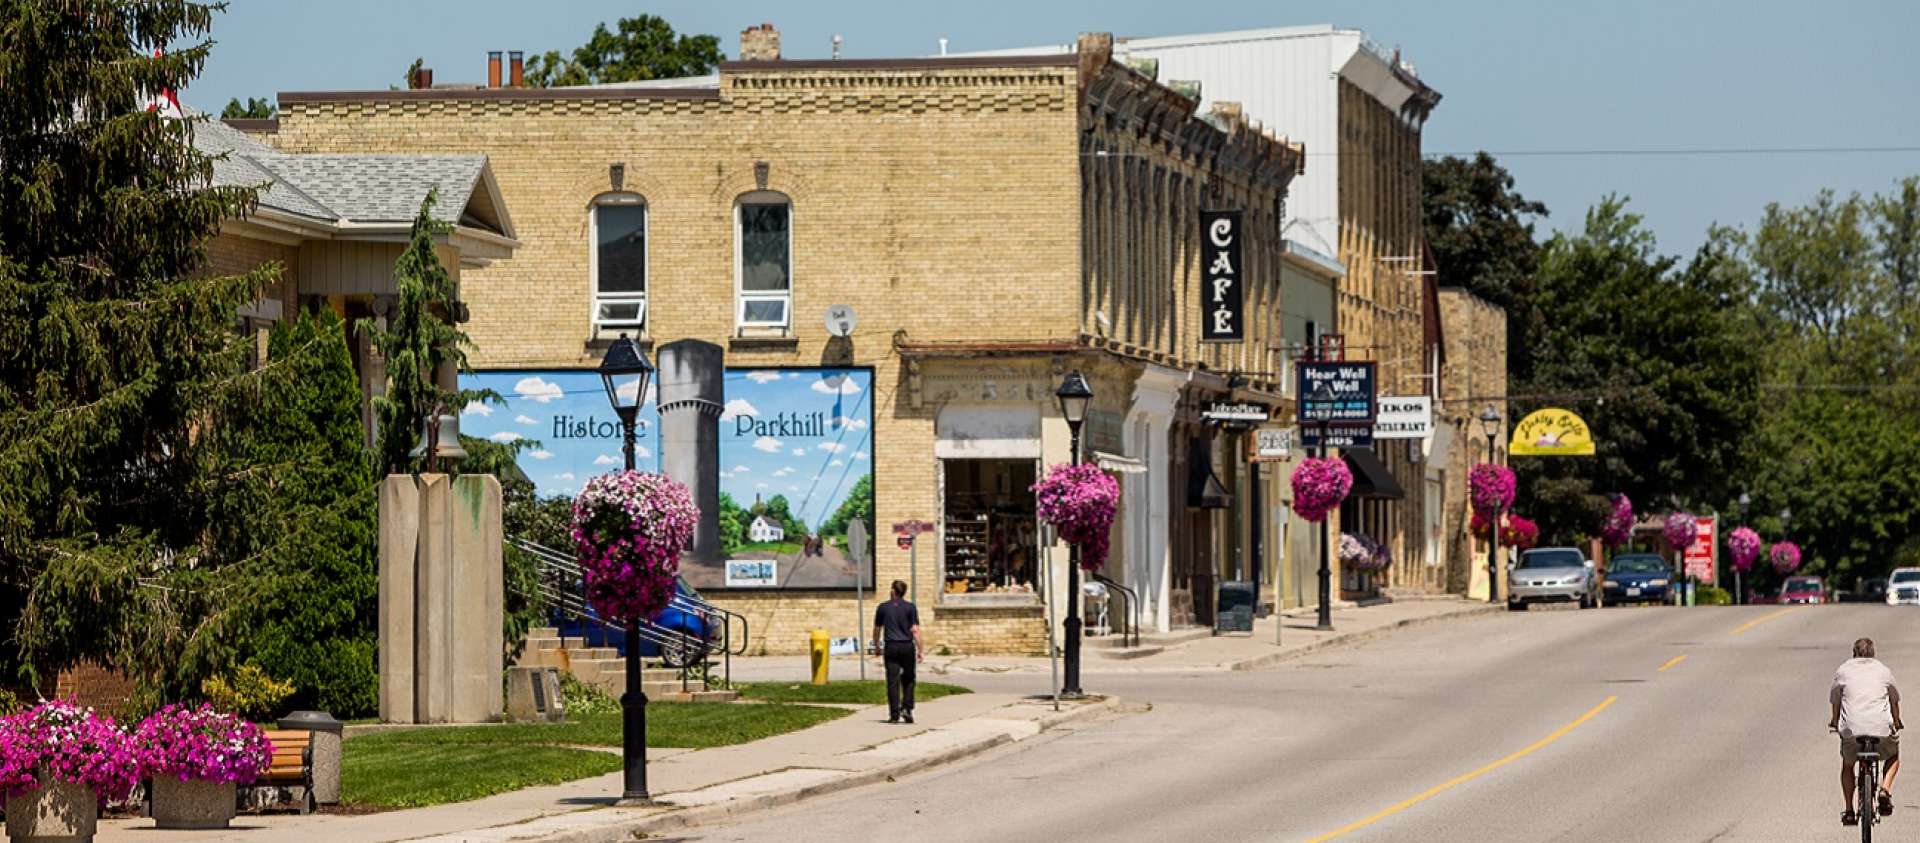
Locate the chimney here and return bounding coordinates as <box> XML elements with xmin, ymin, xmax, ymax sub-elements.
<box><xmin>740</xmin><ymin>23</ymin><xmax>780</xmax><ymax>61</ymax></box>
<box><xmin>508</xmin><ymin>50</ymin><xmax>524</xmax><ymax>87</ymax></box>
<box><xmin>487</xmin><ymin>50</ymin><xmax>502</xmax><ymax>88</ymax></box>
<box><xmin>410</xmin><ymin>66</ymin><xmax>433</xmax><ymax>90</ymax></box>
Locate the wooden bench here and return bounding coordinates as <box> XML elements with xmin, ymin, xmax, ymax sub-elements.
<box><xmin>249</xmin><ymin>729</ymin><xmax>315</xmax><ymax>814</ymax></box>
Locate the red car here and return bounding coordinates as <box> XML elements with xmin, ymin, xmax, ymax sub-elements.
<box><xmin>1779</xmin><ymin>575</ymin><xmax>1826</xmax><ymax>605</ymax></box>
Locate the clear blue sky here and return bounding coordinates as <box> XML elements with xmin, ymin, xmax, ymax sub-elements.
<box><xmin>190</xmin><ymin>0</ymin><xmax>1920</xmax><ymax>256</ymax></box>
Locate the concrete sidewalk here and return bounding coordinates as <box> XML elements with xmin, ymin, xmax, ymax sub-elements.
<box><xmin>95</xmin><ymin>692</ymin><xmax>1120</xmax><ymax>843</ymax></box>
<box><xmin>722</xmin><ymin>596</ymin><xmax>1499</xmax><ymax>683</ymax></box>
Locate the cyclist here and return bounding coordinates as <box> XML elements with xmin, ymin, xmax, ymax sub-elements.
<box><xmin>1831</xmin><ymin>637</ymin><xmax>1903</xmax><ymax>826</ymax></box>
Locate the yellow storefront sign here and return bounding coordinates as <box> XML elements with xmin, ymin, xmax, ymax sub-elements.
<box><xmin>1509</xmin><ymin>408</ymin><xmax>1595</xmax><ymax>456</ymax></box>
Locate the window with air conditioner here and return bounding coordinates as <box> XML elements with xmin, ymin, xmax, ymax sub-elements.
<box><xmin>735</xmin><ymin>192</ymin><xmax>790</xmax><ymax>329</ymax></box>
<box><xmin>592</xmin><ymin>195</ymin><xmax>647</xmax><ymax>330</ymax></box>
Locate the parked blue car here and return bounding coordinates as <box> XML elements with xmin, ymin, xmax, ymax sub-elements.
<box><xmin>557</xmin><ymin>578</ymin><xmax>713</xmax><ymax>666</ymax></box>
<box><xmin>1600</xmin><ymin>553</ymin><xmax>1673</xmax><ymax>605</ymax></box>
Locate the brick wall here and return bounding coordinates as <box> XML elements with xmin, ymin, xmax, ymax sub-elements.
<box><xmin>53</xmin><ymin>662</ymin><xmax>135</xmax><ymax>712</ymax></box>
<box><xmin>1438</xmin><ymin>288</ymin><xmax>1508</xmax><ymax>594</ymax></box>
<box><xmin>205</xmin><ymin>232</ymin><xmax>299</xmax><ymax>310</ymax></box>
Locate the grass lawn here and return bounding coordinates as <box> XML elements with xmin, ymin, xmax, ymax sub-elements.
<box><xmin>738</xmin><ymin>679</ymin><xmax>971</xmax><ymax>705</ymax></box>
<box><xmin>340</xmin><ymin>703</ymin><xmax>849</xmax><ymax>808</ymax></box>
<box><xmin>730</xmin><ymin>540</ymin><xmax>802</xmax><ymax>555</ymax></box>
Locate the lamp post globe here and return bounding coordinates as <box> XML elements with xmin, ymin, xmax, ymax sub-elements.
<box><xmin>596</xmin><ymin>332</ymin><xmax>655</xmax><ymax>804</ymax></box>
<box><xmin>1055</xmin><ymin>369</ymin><xmax>1092</xmax><ymax>700</ymax></box>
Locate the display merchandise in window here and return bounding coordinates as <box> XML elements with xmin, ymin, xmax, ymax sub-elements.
<box><xmin>941</xmin><ymin>459</ymin><xmax>1040</xmax><ymax>596</ymax></box>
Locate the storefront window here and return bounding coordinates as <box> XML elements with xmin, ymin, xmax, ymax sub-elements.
<box><xmin>941</xmin><ymin>459</ymin><xmax>1040</xmax><ymax>597</ymax></box>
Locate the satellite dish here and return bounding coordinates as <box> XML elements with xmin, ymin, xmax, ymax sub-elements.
<box><xmin>825</xmin><ymin>304</ymin><xmax>857</xmax><ymax>338</ymax></box>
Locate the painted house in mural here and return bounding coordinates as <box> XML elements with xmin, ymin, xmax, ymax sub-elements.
<box><xmin>265</xmin><ymin>26</ymin><xmax>1303</xmax><ymax>653</ymax></box>
<box><xmin>748</xmin><ymin>516</ymin><xmax>785</xmax><ymax>544</ymax></box>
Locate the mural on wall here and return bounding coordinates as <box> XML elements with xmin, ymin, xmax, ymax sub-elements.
<box><xmin>461</xmin><ymin>367</ymin><xmax>875</xmax><ymax>590</ymax></box>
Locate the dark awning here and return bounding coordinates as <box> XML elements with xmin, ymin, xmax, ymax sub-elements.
<box><xmin>1343</xmin><ymin>448</ymin><xmax>1405</xmax><ymax>500</ymax></box>
<box><xmin>1186</xmin><ymin>438</ymin><xmax>1233</xmax><ymax>509</ymax></box>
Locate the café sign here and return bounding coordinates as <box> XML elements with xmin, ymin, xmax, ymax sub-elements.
<box><xmin>1199</xmin><ymin>210</ymin><xmax>1244</xmax><ymax>342</ymax></box>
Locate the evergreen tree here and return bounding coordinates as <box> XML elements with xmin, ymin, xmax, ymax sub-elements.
<box><xmin>358</xmin><ymin>190</ymin><xmax>486</xmax><ymax>475</ymax></box>
<box><xmin>0</xmin><ymin>2</ymin><xmax>272</xmax><ymax>693</ymax></box>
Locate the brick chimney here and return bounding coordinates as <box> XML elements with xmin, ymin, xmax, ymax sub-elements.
<box><xmin>409</xmin><ymin>66</ymin><xmax>433</xmax><ymax>90</ymax></box>
<box><xmin>508</xmin><ymin>50</ymin><xmax>524</xmax><ymax>87</ymax></box>
<box><xmin>740</xmin><ymin>23</ymin><xmax>780</xmax><ymax>61</ymax></box>
<box><xmin>487</xmin><ymin>50</ymin><xmax>502</xmax><ymax>88</ymax></box>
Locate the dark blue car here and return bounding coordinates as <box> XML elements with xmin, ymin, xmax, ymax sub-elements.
<box><xmin>1601</xmin><ymin>554</ymin><xmax>1673</xmax><ymax>605</ymax></box>
<box><xmin>557</xmin><ymin>578</ymin><xmax>713</xmax><ymax>666</ymax></box>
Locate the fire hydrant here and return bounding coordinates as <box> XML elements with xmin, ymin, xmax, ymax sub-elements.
<box><xmin>809</xmin><ymin>628</ymin><xmax>831</xmax><ymax>685</ymax></box>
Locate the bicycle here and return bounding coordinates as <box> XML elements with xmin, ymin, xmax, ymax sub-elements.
<box><xmin>1845</xmin><ymin>733</ymin><xmax>1890</xmax><ymax>842</ymax></box>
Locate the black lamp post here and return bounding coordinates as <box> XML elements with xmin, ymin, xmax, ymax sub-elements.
<box><xmin>1479</xmin><ymin>405</ymin><xmax>1503</xmax><ymax>605</ymax></box>
<box><xmin>1736</xmin><ymin>492</ymin><xmax>1750</xmax><ymax>605</ymax></box>
<box><xmin>1056</xmin><ymin>369</ymin><xmax>1092</xmax><ymax>700</ymax></box>
<box><xmin>1309</xmin><ymin>382</ymin><xmax>1336</xmax><ymax>632</ymax></box>
<box><xmin>597</xmin><ymin>333</ymin><xmax>654</xmax><ymax>804</ymax></box>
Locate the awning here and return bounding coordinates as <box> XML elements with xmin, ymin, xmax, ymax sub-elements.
<box><xmin>1344</xmin><ymin>448</ymin><xmax>1405</xmax><ymax>500</ymax></box>
<box><xmin>1186</xmin><ymin>439</ymin><xmax>1233</xmax><ymax>509</ymax></box>
<box><xmin>1094</xmin><ymin>451</ymin><xmax>1148</xmax><ymax>474</ymax></box>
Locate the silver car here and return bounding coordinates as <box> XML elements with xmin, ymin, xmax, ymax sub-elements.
<box><xmin>1889</xmin><ymin>568</ymin><xmax>1920</xmax><ymax>606</ymax></box>
<box><xmin>1507</xmin><ymin>547</ymin><xmax>1598</xmax><ymax>611</ymax></box>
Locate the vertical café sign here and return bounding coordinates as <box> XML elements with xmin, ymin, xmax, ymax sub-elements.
<box><xmin>1200</xmin><ymin>209</ymin><xmax>1243</xmax><ymax>342</ymax></box>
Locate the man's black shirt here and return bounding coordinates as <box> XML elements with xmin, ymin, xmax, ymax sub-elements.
<box><xmin>873</xmin><ymin>598</ymin><xmax>919</xmax><ymax>644</ymax></box>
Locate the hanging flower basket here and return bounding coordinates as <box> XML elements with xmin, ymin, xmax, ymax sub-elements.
<box><xmin>1501</xmin><ymin>515</ymin><xmax>1539</xmax><ymax>550</ymax></box>
<box><xmin>1469</xmin><ymin>464</ymin><xmax>1516</xmax><ymax>516</ymax></box>
<box><xmin>1663</xmin><ymin>512</ymin><xmax>1697</xmax><ymax>551</ymax></box>
<box><xmin>1770</xmin><ymin>541</ymin><xmax>1802</xmax><ymax>575</ymax></box>
<box><xmin>135</xmin><ymin>704</ymin><xmax>272</xmax><ymax>830</ymax></box>
<box><xmin>1600</xmin><ymin>494</ymin><xmax>1634</xmax><ymax>549</ymax></box>
<box><xmin>1290</xmin><ymin>457</ymin><xmax>1352</xmax><ymax>523</ymax></box>
<box><xmin>1032</xmin><ymin>463</ymin><xmax>1120</xmax><ymax>571</ymax></box>
<box><xmin>1728</xmin><ymin>527</ymin><xmax>1762</xmax><ymax>573</ymax></box>
<box><xmin>572</xmin><ymin>471</ymin><xmax>698</xmax><ymax>622</ymax></box>
<box><xmin>1339</xmin><ymin>533</ymin><xmax>1389</xmax><ymax>571</ymax></box>
<box><xmin>0</xmin><ymin>700</ymin><xmax>138</xmax><ymax>843</ymax></box>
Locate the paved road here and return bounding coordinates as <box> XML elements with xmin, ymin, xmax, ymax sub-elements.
<box><xmin>681</xmin><ymin>603</ymin><xmax>1918</xmax><ymax>842</ymax></box>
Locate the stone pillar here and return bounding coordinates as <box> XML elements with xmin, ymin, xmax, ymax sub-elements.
<box><xmin>376</xmin><ymin>476</ymin><xmax>419</xmax><ymax>723</ymax></box>
<box><xmin>377</xmin><ymin>473</ymin><xmax>504</xmax><ymax>723</ymax></box>
<box><xmin>449</xmin><ymin>474</ymin><xmax>504</xmax><ymax>723</ymax></box>
<box><xmin>657</xmin><ymin>340</ymin><xmax>725</xmax><ymax>561</ymax></box>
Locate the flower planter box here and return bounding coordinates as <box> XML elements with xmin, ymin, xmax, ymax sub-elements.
<box><xmin>4</xmin><ymin>777</ymin><xmax>97</xmax><ymax>843</ymax></box>
<box><xmin>150</xmin><ymin>777</ymin><xmax>237</xmax><ymax>830</ymax></box>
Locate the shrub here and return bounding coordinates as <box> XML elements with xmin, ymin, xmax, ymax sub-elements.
<box><xmin>202</xmin><ymin>665</ymin><xmax>295</xmax><ymax>722</ymax></box>
<box><xmin>1695</xmin><ymin>585</ymin><xmax>1733</xmax><ymax>606</ymax></box>
<box><xmin>558</xmin><ymin>674</ymin><xmax>620</xmax><ymax>716</ymax></box>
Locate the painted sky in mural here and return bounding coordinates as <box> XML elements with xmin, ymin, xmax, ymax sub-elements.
<box><xmin>460</xmin><ymin>368</ymin><xmax>874</xmax><ymax>587</ymax></box>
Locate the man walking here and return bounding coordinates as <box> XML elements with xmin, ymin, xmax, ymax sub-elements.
<box><xmin>873</xmin><ymin>580</ymin><xmax>923</xmax><ymax>724</ymax></box>
<box><xmin>1831</xmin><ymin>637</ymin><xmax>1902</xmax><ymax>826</ymax></box>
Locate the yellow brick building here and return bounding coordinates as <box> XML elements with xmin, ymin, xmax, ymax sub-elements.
<box><xmin>269</xmin><ymin>30</ymin><xmax>1305</xmax><ymax>653</ymax></box>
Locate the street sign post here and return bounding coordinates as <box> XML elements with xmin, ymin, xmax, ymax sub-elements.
<box><xmin>848</xmin><ymin>519</ymin><xmax>868</xmax><ymax>679</ymax></box>
<box><xmin>892</xmin><ymin>520</ymin><xmax>936</xmax><ymax>603</ymax></box>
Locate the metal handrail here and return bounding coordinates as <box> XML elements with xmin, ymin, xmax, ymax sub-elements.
<box><xmin>1091</xmin><ymin>573</ymin><xmax>1140</xmax><ymax>648</ymax></box>
<box><xmin>507</xmin><ymin>537</ymin><xmax>739</xmax><ymax>686</ymax></box>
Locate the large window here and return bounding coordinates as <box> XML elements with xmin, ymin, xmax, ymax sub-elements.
<box><xmin>592</xmin><ymin>194</ymin><xmax>647</xmax><ymax>330</ymax></box>
<box><xmin>735</xmin><ymin>192</ymin><xmax>791</xmax><ymax>328</ymax></box>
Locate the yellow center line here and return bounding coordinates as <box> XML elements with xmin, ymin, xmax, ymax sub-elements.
<box><xmin>1306</xmin><ymin>696</ymin><xmax>1618</xmax><ymax>842</ymax></box>
<box><xmin>1658</xmin><ymin>654</ymin><xmax>1687</xmax><ymax>672</ymax></box>
<box><xmin>1730</xmin><ymin>607</ymin><xmax>1798</xmax><ymax>636</ymax></box>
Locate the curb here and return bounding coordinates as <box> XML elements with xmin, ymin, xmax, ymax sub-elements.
<box><xmin>1228</xmin><ymin>604</ymin><xmax>1502</xmax><ymax>671</ymax></box>
<box><xmin>493</xmin><ymin>695</ymin><xmax>1124</xmax><ymax>843</ymax></box>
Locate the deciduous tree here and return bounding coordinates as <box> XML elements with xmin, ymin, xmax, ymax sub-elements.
<box><xmin>524</xmin><ymin>14</ymin><xmax>723</xmax><ymax>88</ymax></box>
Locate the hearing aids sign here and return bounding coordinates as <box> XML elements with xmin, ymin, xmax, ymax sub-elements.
<box><xmin>1200</xmin><ymin>209</ymin><xmax>1244</xmax><ymax>342</ymax></box>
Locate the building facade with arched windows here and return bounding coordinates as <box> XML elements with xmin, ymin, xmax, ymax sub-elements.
<box><xmin>262</xmin><ymin>28</ymin><xmax>1308</xmax><ymax>654</ymax></box>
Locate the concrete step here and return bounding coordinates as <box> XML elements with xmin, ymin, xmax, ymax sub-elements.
<box><xmin>1089</xmin><ymin>644</ymin><xmax>1165</xmax><ymax>660</ymax></box>
<box><xmin>568</xmin><ymin>647</ymin><xmax>618</xmax><ymax>661</ymax></box>
<box><xmin>577</xmin><ymin>670</ymin><xmax>708</xmax><ymax>700</ymax></box>
<box><xmin>527</xmin><ymin>627</ymin><xmax>560</xmax><ymax>639</ymax></box>
<box><xmin>652</xmin><ymin>689</ymin><xmax>739</xmax><ymax>704</ymax></box>
<box><xmin>560</xmin><ymin>636</ymin><xmax>587</xmax><ymax>649</ymax></box>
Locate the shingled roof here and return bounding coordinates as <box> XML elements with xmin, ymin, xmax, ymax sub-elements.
<box><xmin>191</xmin><ymin>117</ymin><xmax>510</xmax><ymax>236</ymax></box>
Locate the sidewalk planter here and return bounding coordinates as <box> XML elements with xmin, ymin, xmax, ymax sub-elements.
<box><xmin>133</xmin><ymin>703</ymin><xmax>272</xmax><ymax>831</ymax></box>
<box><xmin>148</xmin><ymin>776</ymin><xmax>235</xmax><ymax>830</ymax></box>
<box><xmin>0</xmin><ymin>701</ymin><xmax>138</xmax><ymax>843</ymax></box>
<box><xmin>4</xmin><ymin>776</ymin><xmax>96</xmax><ymax>843</ymax></box>
<box><xmin>276</xmin><ymin>711</ymin><xmax>344</xmax><ymax>804</ymax></box>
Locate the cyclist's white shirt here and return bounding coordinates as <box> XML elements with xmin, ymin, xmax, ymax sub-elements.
<box><xmin>1833</xmin><ymin>657</ymin><xmax>1901</xmax><ymax>737</ymax></box>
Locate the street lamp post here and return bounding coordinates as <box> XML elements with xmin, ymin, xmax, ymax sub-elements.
<box><xmin>1056</xmin><ymin>370</ymin><xmax>1092</xmax><ymax>701</ymax></box>
<box><xmin>598</xmin><ymin>333</ymin><xmax>655</xmax><ymax>804</ymax></box>
<box><xmin>1479</xmin><ymin>406</ymin><xmax>1503</xmax><ymax>606</ymax></box>
<box><xmin>1736</xmin><ymin>492</ymin><xmax>1751</xmax><ymax>605</ymax></box>
<box><xmin>1302</xmin><ymin>382</ymin><xmax>1337</xmax><ymax>632</ymax></box>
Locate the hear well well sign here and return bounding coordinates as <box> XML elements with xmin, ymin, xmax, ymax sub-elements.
<box><xmin>1200</xmin><ymin>209</ymin><xmax>1244</xmax><ymax>342</ymax></box>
